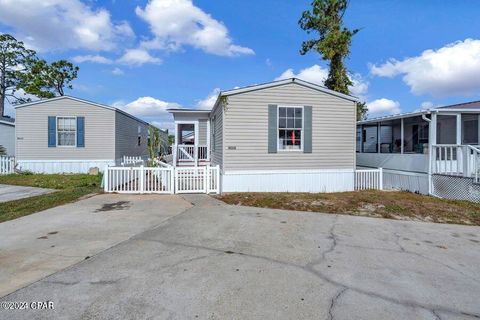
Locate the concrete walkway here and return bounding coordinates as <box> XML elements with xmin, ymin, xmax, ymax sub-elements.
<box><xmin>1</xmin><ymin>194</ymin><xmax>480</xmax><ymax>319</ymax></box>
<box><xmin>0</xmin><ymin>184</ymin><xmax>55</xmax><ymax>203</ymax></box>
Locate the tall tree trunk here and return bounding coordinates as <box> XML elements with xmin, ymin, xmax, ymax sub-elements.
<box><xmin>0</xmin><ymin>82</ymin><xmax>5</xmax><ymax>118</ymax></box>
<box><xmin>0</xmin><ymin>93</ymin><xmax>4</xmax><ymax>118</ymax></box>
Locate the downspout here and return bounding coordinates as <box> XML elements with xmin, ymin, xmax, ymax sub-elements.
<box><xmin>422</xmin><ymin>112</ymin><xmax>433</xmax><ymax>195</ymax></box>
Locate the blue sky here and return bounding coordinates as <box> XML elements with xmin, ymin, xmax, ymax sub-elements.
<box><xmin>1</xmin><ymin>0</ymin><xmax>480</xmax><ymax>131</ymax></box>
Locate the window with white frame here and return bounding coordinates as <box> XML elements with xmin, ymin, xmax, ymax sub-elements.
<box><xmin>278</xmin><ymin>106</ymin><xmax>302</xmax><ymax>150</ymax></box>
<box><xmin>57</xmin><ymin>117</ymin><xmax>76</xmax><ymax>146</ymax></box>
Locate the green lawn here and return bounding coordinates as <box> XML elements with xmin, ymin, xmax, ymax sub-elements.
<box><xmin>0</xmin><ymin>174</ymin><xmax>103</xmax><ymax>223</ymax></box>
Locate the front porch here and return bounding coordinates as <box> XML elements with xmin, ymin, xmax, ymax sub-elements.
<box><xmin>357</xmin><ymin>104</ymin><xmax>480</xmax><ymax>200</ymax></box>
<box><xmin>167</xmin><ymin>109</ymin><xmax>212</xmax><ymax>167</ymax></box>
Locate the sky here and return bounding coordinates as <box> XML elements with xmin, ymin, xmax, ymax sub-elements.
<box><xmin>1</xmin><ymin>0</ymin><xmax>480</xmax><ymax>132</ymax></box>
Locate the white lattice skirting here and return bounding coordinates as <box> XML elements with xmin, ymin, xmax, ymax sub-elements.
<box><xmin>432</xmin><ymin>174</ymin><xmax>480</xmax><ymax>202</ymax></box>
<box><xmin>221</xmin><ymin>169</ymin><xmax>355</xmax><ymax>193</ymax></box>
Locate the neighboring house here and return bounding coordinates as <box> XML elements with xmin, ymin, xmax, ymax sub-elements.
<box><xmin>15</xmin><ymin>96</ymin><xmax>168</xmax><ymax>173</ymax></box>
<box><xmin>0</xmin><ymin>117</ymin><xmax>15</xmax><ymax>156</ymax></box>
<box><xmin>357</xmin><ymin>101</ymin><xmax>480</xmax><ymax>201</ymax></box>
<box><xmin>168</xmin><ymin>78</ymin><xmax>358</xmax><ymax>193</ymax></box>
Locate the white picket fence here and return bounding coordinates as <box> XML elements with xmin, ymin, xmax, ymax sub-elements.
<box><xmin>104</xmin><ymin>165</ymin><xmax>220</xmax><ymax>194</ymax></box>
<box><xmin>355</xmin><ymin>168</ymin><xmax>383</xmax><ymax>190</ymax></box>
<box><xmin>121</xmin><ymin>156</ymin><xmax>144</xmax><ymax>166</ymax></box>
<box><xmin>0</xmin><ymin>156</ymin><xmax>15</xmax><ymax>175</ymax></box>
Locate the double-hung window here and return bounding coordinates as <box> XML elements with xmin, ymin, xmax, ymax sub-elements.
<box><xmin>278</xmin><ymin>106</ymin><xmax>303</xmax><ymax>151</ymax></box>
<box><xmin>57</xmin><ymin>117</ymin><xmax>76</xmax><ymax>146</ymax></box>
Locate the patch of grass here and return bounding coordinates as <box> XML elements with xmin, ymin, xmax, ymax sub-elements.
<box><xmin>0</xmin><ymin>174</ymin><xmax>102</xmax><ymax>223</ymax></box>
<box><xmin>216</xmin><ymin>190</ymin><xmax>480</xmax><ymax>226</ymax></box>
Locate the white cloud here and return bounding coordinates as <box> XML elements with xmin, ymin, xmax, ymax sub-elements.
<box><xmin>117</xmin><ymin>48</ymin><xmax>162</xmax><ymax>66</ymax></box>
<box><xmin>113</xmin><ymin>96</ymin><xmax>180</xmax><ymax>117</ymax></box>
<box><xmin>275</xmin><ymin>64</ymin><xmax>369</xmax><ymax>99</ymax></box>
<box><xmin>0</xmin><ymin>0</ymin><xmax>134</xmax><ymax>52</ymax></box>
<box><xmin>366</xmin><ymin>98</ymin><xmax>401</xmax><ymax>118</ymax></box>
<box><xmin>275</xmin><ymin>65</ymin><xmax>328</xmax><ymax>84</ymax></box>
<box><xmin>135</xmin><ymin>0</ymin><xmax>254</xmax><ymax>56</ymax></box>
<box><xmin>72</xmin><ymin>54</ymin><xmax>113</xmax><ymax>64</ymax></box>
<box><xmin>111</xmin><ymin>67</ymin><xmax>124</xmax><ymax>76</ymax></box>
<box><xmin>113</xmin><ymin>96</ymin><xmax>181</xmax><ymax>132</ymax></box>
<box><xmin>3</xmin><ymin>88</ymin><xmax>39</xmax><ymax>117</ymax></box>
<box><xmin>420</xmin><ymin>101</ymin><xmax>434</xmax><ymax>110</ymax></box>
<box><xmin>195</xmin><ymin>88</ymin><xmax>220</xmax><ymax>110</ymax></box>
<box><xmin>370</xmin><ymin>39</ymin><xmax>480</xmax><ymax>97</ymax></box>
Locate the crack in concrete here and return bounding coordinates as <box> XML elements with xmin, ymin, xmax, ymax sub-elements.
<box><xmin>327</xmin><ymin>287</ymin><xmax>347</xmax><ymax>320</ymax></box>
<box><xmin>340</xmin><ymin>242</ymin><xmax>480</xmax><ymax>284</ymax></box>
<box><xmin>432</xmin><ymin>309</ymin><xmax>442</xmax><ymax>320</ymax></box>
<box><xmin>138</xmin><ymin>236</ymin><xmax>480</xmax><ymax>320</ymax></box>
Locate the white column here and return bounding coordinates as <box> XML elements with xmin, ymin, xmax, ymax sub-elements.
<box><xmin>400</xmin><ymin>118</ymin><xmax>404</xmax><ymax>154</ymax></box>
<box><xmin>430</xmin><ymin>113</ymin><xmax>437</xmax><ymax>145</ymax></box>
<box><xmin>173</xmin><ymin>122</ymin><xmax>179</xmax><ymax>167</ymax></box>
<box><xmin>428</xmin><ymin>112</ymin><xmax>437</xmax><ymax>195</ymax></box>
<box><xmin>206</xmin><ymin>119</ymin><xmax>211</xmax><ymax>161</ymax></box>
<box><xmin>194</xmin><ymin>121</ymin><xmax>199</xmax><ymax>167</ymax></box>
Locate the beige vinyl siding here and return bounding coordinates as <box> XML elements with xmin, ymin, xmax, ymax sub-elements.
<box><xmin>114</xmin><ymin>111</ymin><xmax>149</xmax><ymax>160</ymax></box>
<box><xmin>198</xmin><ymin>119</ymin><xmax>208</xmax><ymax>145</ymax></box>
<box><xmin>16</xmin><ymin>99</ymin><xmax>115</xmax><ymax>160</ymax></box>
<box><xmin>210</xmin><ymin>103</ymin><xmax>224</xmax><ymax>168</ymax></box>
<box><xmin>223</xmin><ymin>83</ymin><xmax>356</xmax><ymax>171</ymax></box>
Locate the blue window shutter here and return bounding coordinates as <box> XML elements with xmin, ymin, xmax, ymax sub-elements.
<box><xmin>77</xmin><ymin>117</ymin><xmax>85</xmax><ymax>148</ymax></box>
<box><xmin>304</xmin><ymin>106</ymin><xmax>312</xmax><ymax>153</ymax></box>
<box><xmin>268</xmin><ymin>105</ymin><xmax>277</xmax><ymax>153</ymax></box>
<box><xmin>48</xmin><ymin>116</ymin><xmax>56</xmax><ymax>147</ymax></box>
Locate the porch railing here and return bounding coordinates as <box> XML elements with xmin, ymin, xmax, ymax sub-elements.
<box><xmin>177</xmin><ymin>145</ymin><xmax>195</xmax><ymax>161</ymax></box>
<box><xmin>175</xmin><ymin>145</ymin><xmax>208</xmax><ymax>162</ymax></box>
<box><xmin>469</xmin><ymin>145</ymin><xmax>480</xmax><ymax>183</ymax></box>
<box><xmin>432</xmin><ymin>144</ymin><xmax>480</xmax><ymax>179</ymax></box>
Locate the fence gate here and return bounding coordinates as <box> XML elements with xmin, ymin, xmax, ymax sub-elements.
<box><xmin>104</xmin><ymin>165</ymin><xmax>220</xmax><ymax>194</ymax></box>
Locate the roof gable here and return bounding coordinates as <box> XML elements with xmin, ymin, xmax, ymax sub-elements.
<box><xmin>221</xmin><ymin>78</ymin><xmax>358</xmax><ymax>102</ymax></box>
<box><xmin>14</xmin><ymin>95</ymin><xmax>167</xmax><ymax>131</ymax></box>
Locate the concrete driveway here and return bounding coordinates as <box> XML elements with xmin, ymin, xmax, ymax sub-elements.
<box><xmin>2</xmin><ymin>194</ymin><xmax>480</xmax><ymax>320</ymax></box>
<box><xmin>0</xmin><ymin>184</ymin><xmax>55</xmax><ymax>203</ymax></box>
<box><xmin>0</xmin><ymin>194</ymin><xmax>192</xmax><ymax>297</ymax></box>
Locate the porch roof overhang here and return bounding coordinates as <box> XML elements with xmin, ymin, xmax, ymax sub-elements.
<box><xmin>167</xmin><ymin>108</ymin><xmax>211</xmax><ymax>114</ymax></box>
<box><xmin>357</xmin><ymin>110</ymin><xmax>431</xmax><ymax>125</ymax></box>
<box><xmin>358</xmin><ymin>100</ymin><xmax>480</xmax><ymax>126</ymax></box>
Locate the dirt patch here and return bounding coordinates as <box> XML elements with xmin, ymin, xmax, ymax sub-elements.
<box><xmin>95</xmin><ymin>201</ymin><xmax>131</xmax><ymax>212</ymax></box>
<box><xmin>216</xmin><ymin>190</ymin><xmax>480</xmax><ymax>226</ymax></box>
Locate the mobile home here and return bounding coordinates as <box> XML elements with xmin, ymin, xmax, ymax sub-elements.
<box><xmin>169</xmin><ymin>78</ymin><xmax>358</xmax><ymax>193</ymax></box>
<box><xmin>15</xmin><ymin>96</ymin><xmax>168</xmax><ymax>173</ymax></box>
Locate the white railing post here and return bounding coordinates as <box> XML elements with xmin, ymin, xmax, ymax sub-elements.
<box><xmin>216</xmin><ymin>165</ymin><xmax>220</xmax><ymax>194</ymax></box>
<box><xmin>379</xmin><ymin>167</ymin><xmax>383</xmax><ymax>190</ymax></box>
<box><xmin>170</xmin><ymin>167</ymin><xmax>175</xmax><ymax>193</ymax></box>
<box><xmin>204</xmin><ymin>165</ymin><xmax>209</xmax><ymax>193</ymax></box>
<box><xmin>104</xmin><ymin>167</ymin><xmax>109</xmax><ymax>192</ymax></box>
<box><xmin>140</xmin><ymin>165</ymin><xmax>144</xmax><ymax>194</ymax></box>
